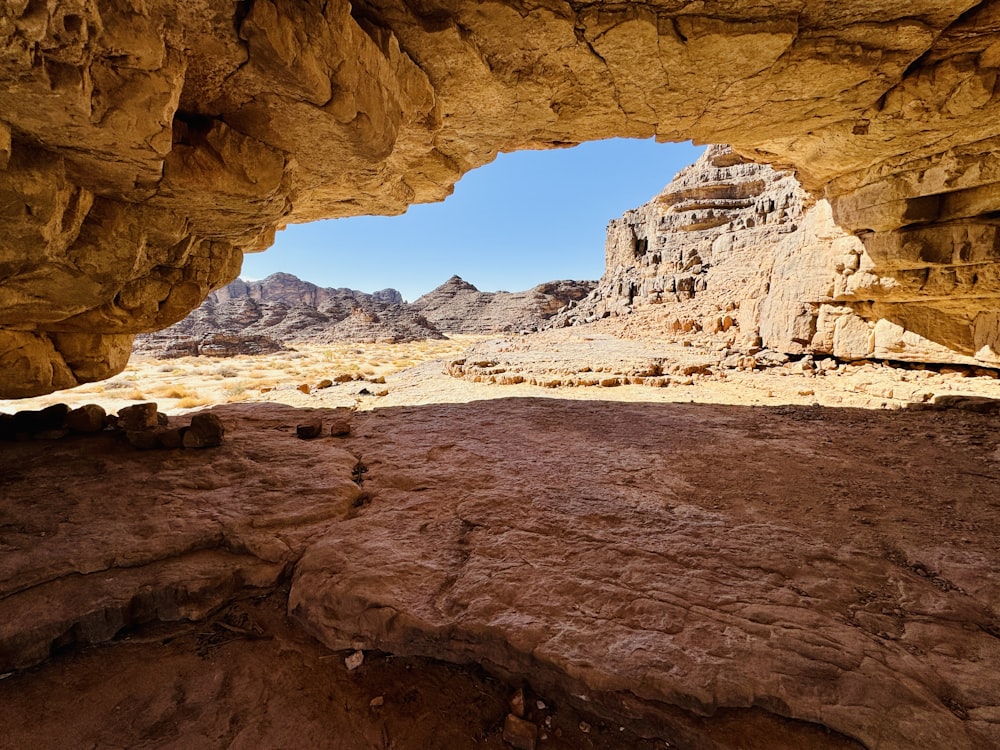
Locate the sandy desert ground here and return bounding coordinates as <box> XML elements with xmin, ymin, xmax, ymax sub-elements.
<box><xmin>5</xmin><ymin>320</ymin><xmax>1000</xmax><ymax>418</ymax></box>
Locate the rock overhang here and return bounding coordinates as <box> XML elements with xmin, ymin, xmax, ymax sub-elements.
<box><xmin>3</xmin><ymin>0</ymin><xmax>1000</xmax><ymax>396</ymax></box>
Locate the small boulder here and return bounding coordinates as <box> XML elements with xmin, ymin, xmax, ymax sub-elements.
<box><xmin>316</xmin><ymin>379</ymin><xmax>334</xmax><ymax>389</ymax></box>
<box><xmin>126</xmin><ymin>430</ymin><xmax>161</xmax><ymax>450</ymax></box>
<box><xmin>14</xmin><ymin>403</ymin><xmax>69</xmax><ymax>435</ymax></box>
<box><xmin>297</xmin><ymin>383</ymin><xmax>311</xmax><ymax>394</ymax></box>
<box><xmin>66</xmin><ymin>404</ymin><xmax>107</xmax><ymax>433</ymax></box>
<box><xmin>157</xmin><ymin>428</ymin><xmax>186</xmax><ymax>449</ymax></box>
<box><xmin>297</xmin><ymin>420</ymin><xmax>323</xmax><ymax>439</ymax></box>
<box><xmin>329</xmin><ymin>419</ymin><xmax>351</xmax><ymax>437</ymax></box>
<box><xmin>117</xmin><ymin>403</ymin><xmax>159</xmax><ymax>432</ymax></box>
<box><xmin>183</xmin><ymin>413</ymin><xmax>225</xmax><ymax>448</ymax></box>
<box><xmin>502</xmin><ymin>714</ymin><xmax>538</xmax><ymax>750</ymax></box>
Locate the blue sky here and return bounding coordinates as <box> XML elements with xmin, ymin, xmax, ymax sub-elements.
<box><xmin>241</xmin><ymin>138</ymin><xmax>706</xmax><ymax>302</ymax></box>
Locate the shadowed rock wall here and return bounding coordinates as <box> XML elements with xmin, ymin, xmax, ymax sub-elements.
<box><xmin>3</xmin><ymin>1</ymin><xmax>1000</xmax><ymax>395</ymax></box>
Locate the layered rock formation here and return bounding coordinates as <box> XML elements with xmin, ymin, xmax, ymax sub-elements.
<box><xmin>212</xmin><ymin>272</ymin><xmax>401</xmax><ymax>307</ymax></box>
<box><xmin>4</xmin><ymin>1</ymin><xmax>1000</xmax><ymax>395</ymax></box>
<box><xmin>558</xmin><ymin>145</ymin><xmax>1000</xmax><ymax>367</ymax></box>
<box><xmin>0</xmin><ymin>404</ymin><xmax>362</xmax><ymax>672</ymax></box>
<box><xmin>411</xmin><ymin>275</ymin><xmax>595</xmax><ymax>334</ymax></box>
<box><xmin>133</xmin><ymin>272</ymin><xmax>442</xmax><ymax>353</ymax></box>
<box><xmin>134</xmin><ymin>272</ymin><xmax>591</xmax><ymax>355</ymax></box>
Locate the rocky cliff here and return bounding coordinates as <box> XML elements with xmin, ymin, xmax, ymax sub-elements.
<box><xmin>4</xmin><ymin>2</ymin><xmax>1000</xmax><ymax>395</ymax></box>
<box><xmin>558</xmin><ymin>145</ymin><xmax>1000</xmax><ymax>367</ymax></box>
<box><xmin>213</xmin><ymin>272</ymin><xmax>403</xmax><ymax>307</ymax></box>
<box><xmin>134</xmin><ymin>273</ymin><xmax>441</xmax><ymax>353</ymax></box>
<box><xmin>412</xmin><ymin>275</ymin><xmax>595</xmax><ymax>334</ymax></box>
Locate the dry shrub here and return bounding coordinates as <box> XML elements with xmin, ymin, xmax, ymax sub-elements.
<box><xmin>175</xmin><ymin>396</ymin><xmax>212</xmax><ymax>409</ymax></box>
<box><xmin>149</xmin><ymin>384</ymin><xmax>197</xmax><ymax>400</ymax></box>
<box><xmin>223</xmin><ymin>382</ymin><xmax>251</xmax><ymax>403</ymax></box>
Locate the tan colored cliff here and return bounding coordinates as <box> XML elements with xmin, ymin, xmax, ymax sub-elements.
<box><xmin>3</xmin><ymin>1</ymin><xmax>1000</xmax><ymax>395</ymax></box>
<box><xmin>564</xmin><ymin>145</ymin><xmax>1000</xmax><ymax>366</ymax></box>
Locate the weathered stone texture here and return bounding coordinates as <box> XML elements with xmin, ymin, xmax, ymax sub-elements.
<box><xmin>4</xmin><ymin>1</ymin><xmax>1000</xmax><ymax>393</ymax></box>
<box><xmin>560</xmin><ymin>145</ymin><xmax>1000</xmax><ymax>366</ymax></box>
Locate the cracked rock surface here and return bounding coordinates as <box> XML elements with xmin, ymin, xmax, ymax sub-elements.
<box><xmin>2</xmin><ymin>395</ymin><xmax>1000</xmax><ymax>746</ymax></box>
<box><xmin>0</xmin><ymin>403</ymin><xmax>360</xmax><ymax>671</ymax></box>
<box><xmin>290</xmin><ymin>398</ymin><xmax>1000</xmax><ymax>749</ymax></box>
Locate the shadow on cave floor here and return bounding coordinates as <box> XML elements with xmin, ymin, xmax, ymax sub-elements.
<box><xmin>1</xmin><ymin>398</ymin><xmax>999</xmax><ymax>749</ymax></box>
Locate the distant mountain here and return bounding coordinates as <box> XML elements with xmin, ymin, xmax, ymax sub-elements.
<box><xmin>412</xmin><ymin>276</ymin><xmax>596</xmax><ymax>334</ymax></box>
<box><xmin>134</xmin><ymin>274</ymin><xmax>439</xmax><ymax>356</ymax></box>
<box><xmin>212</xmin><ymin>272</ymin><xmax>403</xmax><ymax>307</ymax></box>
<box><xmin>133</xmin><ymin>272</ymin><xmax>597</xmax><ymax>357</ymax></box>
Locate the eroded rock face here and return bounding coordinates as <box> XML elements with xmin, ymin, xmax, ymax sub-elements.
<box><xmin>562</xmin><ymin>145</ymin><xmax>1000</xmax><ymax>366</ymax></box>
<box><xmin>411</xmin><ymin>275</ymin><xmax>596</xmax><ymax>334</ymax></box>
<box><xmin>4</xmin><ymin>1</ymin><xmax>1000</xmax><ymax>395</ymax></box>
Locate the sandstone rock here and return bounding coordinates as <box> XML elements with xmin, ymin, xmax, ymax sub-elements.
<box><xmin>66</xmin><ymin>404</ymin><xmax>106</xmax><ymax>433</ymax></box>
<box><xmin>134</xmin><ymin>273</ymin><xmax>443</xmax><ymax>356</ymax></box>
<box><xmin>5</xmin><ymin>4</ymin><xmax>1000</xmax><ymax>394</ymax></box>
<box><xmin>297</xmin><ymin>421</ymin><xmax>323</xmax><ymax>440</ymax></box>
<box><xmin>509</xmin><ymin>687</ymin><xmax>526</xmax><ymax>718</ymax></box>
<box><xmin>12</xmin><ymin>403</ymin><xmax>69</xmax><ymax>435</ymax></box>
<box><xmin>182</xmin><ymin>413</ymin><xmax>225</xmax><ymax>449</ymax></box>
<box><xmin>833</xmin><ymin>315</ymin><xmax>874</xmax><ymax>361</ymax></box>
<box><xmin>502</xmin><ymin>714</ymin><xmax>538</xmax><ymax>750</ymax></box>
<box><xmin>412</xmin><ymin>276</ymin><xmax>595</xmax><ymax>335</ymax></box>
<box><xmin>329</xmin><ymin>419</ymin><xmax>351</xmax><ymax>438</ymax></box>
<box><xmin>553</xmin><ymin>146</ymin><xmax>1000</xmax><ymax>370</ymax></box>
<box><xmin>290</xmin><ymin>398</ymin><xmax>1000</xmax><ymax>750</ymax></box>
<box><xmin>344</xmin><ymin>650</ymin><xmax>364</xmax><ymax>671</ymax></box>
<box><xmin>126</xmin><ymin>430</ymin><xmax>161</xmax><ymax>451</ymax></box>
<box><xmin>0</xmin><ymin>404</ymin><xmax>361</xmax><ymax>671</ymax></box>
<box><xmin>157</xmin><ymin>428</ymin><xmax>186</xmax><ymax>450</ymax></box>
<box><xmin>117</xmin><ymin>403</ymin><xmax>159</xmax><ymax>432</ymax></box>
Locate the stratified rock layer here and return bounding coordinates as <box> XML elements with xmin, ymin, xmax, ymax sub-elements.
<box><xmin>411</xmin><ymin>275</ymin><xmax>595</xmax><ymax>334</ymax></box>
<box><xmin>0</xmin><ymin>404</ymin><xmax>360</xmax><ymax>671</ymax></box>
<box><xmin>4</xmin><ymin>1</ymin><xmax>1000</xmax><ymax>394</ymax></box>
<box><xmin>558</xmin><ymin>145</ymin><xmax>1000</xmax><ymax>366</ymax></box>
<box><xmin>3</xmin><ymin>398</ymin><xmax>1000</xmax><ymax>746</ymax></box>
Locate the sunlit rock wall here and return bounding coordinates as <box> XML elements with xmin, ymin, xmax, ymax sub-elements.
<box><xmin>568</xmin><ymin>145</ymin><xmax>1000</xmax><ymax>366</ymax></box>
<box><xmin>3</xmin><ymin>1</ymin><xmax>1000</xmax><ymax>394</ymax></box>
